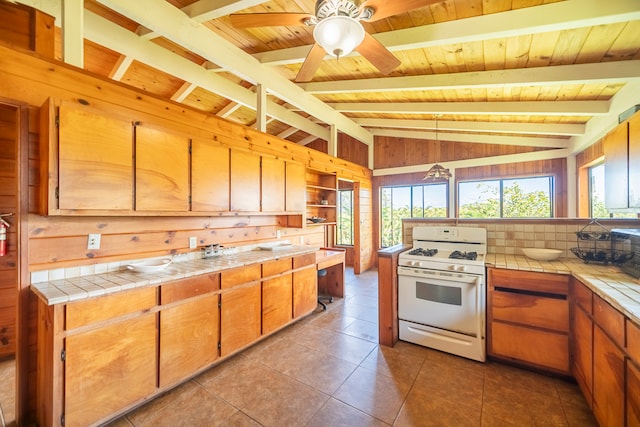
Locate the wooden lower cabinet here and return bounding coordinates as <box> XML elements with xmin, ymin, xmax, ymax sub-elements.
<box><xmin>293</xmin><ymin>266</ymin><xmax>317</xmax><ymax>318</ymax></box>
<box><xmin>65</xmin><ymin>313</ymin><xmax>157</xmax><ymax>427</ymax></box>
<box><xmin>487</xmin><ymin>268</ymin><xmax>570</xmax><ymax>374</ymax></box>
<box><xmin>262</xmin><ymin>274</ymin><xmax>293</xmax><ymax>334</ymax></box>
<box><xmin>628</xmin><ymin>360</ymin><xmax>640</xmax><ymax>426</ymax></box>
<box><xmin>159</xmin><ymin>294</ymin><xmax>219</xmax><ymax>387</ymax></box>
<box><xmin>593</xmin><ymin>324</ymin><xmax>625</xmax><ymax>426</ymax></box>
<box><xmin>220</xmin><ymin>283</ymin><xmax>262</xmax><ymax>357</ymax></box>
<box><xmin>573</xmin><ymin>304</ymin><xmax>593</xmax><ymax>406</ymax></box>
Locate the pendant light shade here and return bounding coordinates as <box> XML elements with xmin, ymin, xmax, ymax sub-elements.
<box><xmin>313</xmin><ymin>15</ymin><xmax>365</xmax><ymax>58</ymax></box>
<box><xmin>423</xmin><ymin>115</ymin><xmax>452</xmax><ymax>180</ymax></box>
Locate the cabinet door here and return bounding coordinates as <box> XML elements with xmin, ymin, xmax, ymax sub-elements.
<box><xmin>230</xmin><ymin>149</ymin><xmax>260</xmax><ymax>212</ymax></box>
<box><xmin>57</xmin><ymin>101</ymin><xmax>134</xmax><ymax>211</ymax></box>
<box><xmin>191</xmin><ymin>138</ymin><xmax>230</xmax><ymax>212</ymax></box>
<box><xmin>261</xmin><ymin>156</ymin><xmax>285</xmax><ymax>212</ymax></box>
<box><xmin>592</xmin><ymin>325</ymin><xmax>625</xmax><ymax>427</ymax></box>
<box><xmin>604</xmin><ymin>121</ymin><xmax>629</xmax><ymax>209</ymax></box>
<box><xmin>293</xmin><ymin>266</ymin><xmax>317</xmax><ymax>318</ymax></box>
<box><xmin>220</xmin><ymin>283</ymin><xmax>261</xmax><ymax>357</ymax></box>
<box><xmin>159</xmin><ymin>294</ymin><xmax>219</xmax><ymax>387</ymax></box>
<box><xmin>285</xmin><ymin>162</ymin><xmax>306</xmax><ymax>212</ymax></box>
<box><xmin>629</xmin><ymin>112</ymin><xmax>640</xmax><ymax>208</ymax></box>
<box><xmin>262</xmin><ymin>274</ymin><xmax>293</xmax><ymax>334</ymax></box>
<box><xmin>573</xmin><ymin>305</ymin><xmax>593</xmax><ymax>406</ymax></box>
<box><xmin>65</xmin><ymin>313</ymin><xmax>156</xmax><ymax>427</ymax></box>
<box><xmin>628</xmin><ymin>360</ymin><xmax>640</xmax><ymax>427</ymax></box>
<box><xmin>135</xmin><ymin>125</ymin><xmax>190</xmax><ymax>211</ymax></box>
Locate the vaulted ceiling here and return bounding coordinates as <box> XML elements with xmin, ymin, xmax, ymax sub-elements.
<box><xmin>15</xmin><ymin>0</ymin><xmax>640</xmax><ymax>167</ymax></box>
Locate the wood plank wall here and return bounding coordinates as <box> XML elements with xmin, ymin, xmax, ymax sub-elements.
<box><xmin>0</xmin><ymin>43</ymin><xmax>373</xmax><ymax>423</ymax></box>
<box><xmin>374</xmin><ymin>135</ymin><xmax>553</xmax><ymax>169</ymax></box>
<box><xmin>306</xmin><ymin>134</ymin><xmax>369</xmax><ymax>169</ymax></box>
<box><xmin>0</xmin><ymin>103</ymin><xmax>18</xmax><ymax>358</ymax></box>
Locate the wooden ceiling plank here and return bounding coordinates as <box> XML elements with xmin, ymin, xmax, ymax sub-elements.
<box><xmin>96</xmin><ymin>0</ymin><xmax>372</xmax><ymax>146</ymax></box>
<box><xmin>81</xmin><ymin>8</ymin><xmax>330</xmax><ymax>139</ymax></box>
<box><xmin>300</xmin><ymin>61</ymin><xmax>640</xmax><ymax>94</ymax></box>
<box><xmin>329</xmin><ymin>100</ymin><xmax>609</xmax><ymax>116</ymax></box>
<box><xmin>253</xmin><ymin>0</ymin><xmax>640</xmax><ymax>66</ymax></box>
<box><xmin>354</xmin><ymin>118</ymin><xmax>585</xmax><ymax>136</ymax></box>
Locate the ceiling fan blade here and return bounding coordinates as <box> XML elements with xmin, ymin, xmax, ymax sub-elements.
<box><xmin>361</xmin><ymin>0</ymin><xmax>443</xmax><ymax>22</ymax></box>
<box><xmin>356</xmin><ymin>32</ymin><xmax>401</xmax><ymax>75</ymax></box>
<box><xmin>295</xmin><ymin>43</ymin><xmax>326</xmax><ymax>83</ymax></box>
<box><xmin>229</xmin><ymin>13</ymin><xmax>313</xmax><ymax>28</ymax></box>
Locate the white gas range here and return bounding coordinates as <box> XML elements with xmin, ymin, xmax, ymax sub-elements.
<box><xmin>397</xmin><ymin>226</ymin><xmax>487</xmax><ymax>362</ymax></box>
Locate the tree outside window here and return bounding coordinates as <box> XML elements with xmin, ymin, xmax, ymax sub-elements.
<box><xmin>337</xmin><ymin>189</ymin><xmax>353</xmax><ymax>245</ymax></box>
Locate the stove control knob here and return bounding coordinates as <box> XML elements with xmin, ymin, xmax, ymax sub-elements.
<box><xmin>457</xmin><ymin>265</ymin><xmax>467</xmax><ymax>272</ymax></box>
<box><xmin>449</xmin><ymin>265</ymin><xmax>457</xmax><ymax>271</ymax></box>
<box><xmin>414</xmin><ymin>261</ymin><xmax>423</xmax><ymax>267</ymax></box>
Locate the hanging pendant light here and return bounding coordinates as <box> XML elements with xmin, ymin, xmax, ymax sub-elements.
<box><xmin>423</xmin><ymin>115</ymin><xmax>452</xmax><ymax>181</ymax></box>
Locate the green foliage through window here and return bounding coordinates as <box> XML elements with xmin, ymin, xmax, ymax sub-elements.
<box><xmin>458</xmin><ymin>177</ymin><xmax>553</xmax><ymax>218</ymax></box>
<box><xmin>380</xmin><ymin>184</ymin><xmax>447</xmax><ymax>247</ymax></box>
<box><xmin>337</xmin><ymin>189</ymin><xmax>354</xmax><ymax>245</ymax></box>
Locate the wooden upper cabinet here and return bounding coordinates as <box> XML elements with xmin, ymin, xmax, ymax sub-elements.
<box><xmin>191</xmin><ymin>138</ymin><xmax>230</xmax><ymax>212</ymax></box>
<box><xmin>629</xmin><ymin>112</ymin><xmax>640</xmax><ymax>208</ymax></box>
<box><xmin>261</xmin><ymin>156</ymin><xmax>285</xmax><ymax>212</ymax></box>
<box><xmin>230</xmin><ymin>149</ymin><xmax>260</xmax><ymax>212</ymax></box>
<box><xmin>285</xmin><ymin>161</ymin><xmax>306</xmax><ymax>213</ymax></box>
<box><xmin>604</xmin><ymin>121</ymin><xmax>629</xmax><ymax>210</ymax></box>
<box><xmin>135</xmin><ymin>125</ymin><xmax>190</xmax><ymax>212</ymax></box>
<box><xmin>45</xmin><ymin>100</ymin><xmax>134</xmax><ymax>213</ymax></box>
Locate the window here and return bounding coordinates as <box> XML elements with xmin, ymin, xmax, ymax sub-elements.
<box><xmin>380</xmin><ymin>184</ymin><xmax>447</xmax><ymax>247</ymax></box>
<box><xmin>337</xmin><ymin>189</ymin><xmax>354</xmax><ymax>246</ymax></box>
<box><xmin>458</xmin><ymin>176</ymin><xmax>553</xmax><ymax>218</ymax></box>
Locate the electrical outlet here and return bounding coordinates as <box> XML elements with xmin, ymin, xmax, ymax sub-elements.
<box><xmin>299</xmin><ymin>236</ymin><xmax>304</xmax><ymax>245</ymax></box>
<box><xmin>276</xmin><ymin>230</ymin><xmax>281</xmax><ymax>239</ymax></box>
<box><xmin>189</xmin><ymin>236</ymin><xmax>197</xmax><ymax>249</ymax></box>
<box><xmin>87</xmin><ymin>234</ymin><xmax>101</xmax><ymax>250</ymax></box>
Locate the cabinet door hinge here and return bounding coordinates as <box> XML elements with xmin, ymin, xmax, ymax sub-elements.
<box><xmin>55</xmin><ymin>115</ymin><xmax>60</xmax><ymax>128</ymax></box>
<box><xmin>60</xmin><ymin>348</ymin><xmax>66</xmax><ymax>362</ymax></box>
<box><xmin>55</xmin><ymin>187</ymin><xmax>59</xmax><ymax>200</ymax></box>
<box><xmin>218</xmin><ymin>342</ymin><xmax>221</xmax><ymax>350</ymax></box>
<box><xmin>61</xmin><ymin>413</ymin><xmax>65</xmax><ymax>425</ymax></box>
<box><xmin>218</xmin><ymin>300</ymin><xmax>221</xmax><ymax>308</ymax></box>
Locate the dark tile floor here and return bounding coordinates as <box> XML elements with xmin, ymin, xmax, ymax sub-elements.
<box><xmin>0</xmin><ymin>268</ymin><xmax>598</xmax><ymax>427</ymax></box>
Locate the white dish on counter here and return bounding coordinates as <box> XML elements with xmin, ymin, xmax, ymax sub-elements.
<box><xmin>521</xmin><ymin>248</ymin><xmax>562</xmax><ymax>261</ymax></box>
<box><xmin>126</xmin><ymin>258</ymin><xmax>172</xmax><ymax>273</ymax></box>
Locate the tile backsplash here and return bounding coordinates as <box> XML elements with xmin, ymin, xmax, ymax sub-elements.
<box><xmin>403</xmin><ymin>220</ymin><xmax>639</xmax><ymax>258</ymax></box>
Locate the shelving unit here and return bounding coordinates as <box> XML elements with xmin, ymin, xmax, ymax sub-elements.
<box><xmin>305</xmin><ymin>170</ymin><xmax>337</xmax><ymax>227</ymax></box>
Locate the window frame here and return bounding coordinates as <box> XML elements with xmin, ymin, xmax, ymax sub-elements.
<box><xmin>337</xmin><ymin>188</ymin><xmax>354</xmax><ymax>246</ymax></box>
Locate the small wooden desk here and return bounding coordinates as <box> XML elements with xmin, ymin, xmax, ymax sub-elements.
<box><xmin>316</xmin><ymin>248</ymin><xmax>345</xmax><ymax>298</ymax></box>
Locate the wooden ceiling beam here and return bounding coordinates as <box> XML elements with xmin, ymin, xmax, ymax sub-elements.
<box><xmin>301</xmin><ymin>61</ymin><xmax>640</xmax><ymax>94</ymax></box>
<box><xmin>96</xmin><ymin>0</ymin><xmax>373</xmax><ymax>147</ymax></box>
<box><xmin>329</xmin><ymin>101</ymin><xmax>610</xmax><ymax>116</ymax></box>
<box><xmin>137</xmin><ymin>0</ymin><xmax>269</xmax><ymax>40</ymax></box>
<box><xmin>354</xmin><ymin>118</ymin><xmax>585</xmax><ymax>136</ymax></box>
<box><xmin>255</xmin><ymin>0</ymin><xmax>640</xmax><ymax>66</ymax></box>
<box><xmin>61</xmin><ymin>0</ymin><xmax>84</xmax><ymax>67</ymax></box>
<box><xmin>370</xmin><ymin>128</ymin><xmax>570</xmax><ymax>148</ymax></box>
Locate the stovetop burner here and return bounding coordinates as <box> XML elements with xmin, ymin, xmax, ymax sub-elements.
<box><xmin>408</xmin><ymin>248</ymin><xmax>438</xmax><ymax>257</ymax></box>
<box><xmin>449</xmin><ymin>250</ymin><xmax>478</xmax><ymax>261</ymax></box>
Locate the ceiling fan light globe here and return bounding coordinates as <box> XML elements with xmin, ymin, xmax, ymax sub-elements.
<box><xmin>313</xmin><ymin>15</ymin><xmax>365</xmax><ymax>58</ymax></box>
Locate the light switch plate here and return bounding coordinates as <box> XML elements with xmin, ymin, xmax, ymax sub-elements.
<box><xmin>87</xmin><ymin>234</ymin><xmax>101</xmax><ymax>250</ymax></box>
<box><xmin>276</xmin><ymin>230</ymin><xmax>281</xmax><ymax>239</ymax></box>
<box><xmin>189</xmin><ymin>236</ymin><xmax>197</xmax><ymax>249</ymax></box>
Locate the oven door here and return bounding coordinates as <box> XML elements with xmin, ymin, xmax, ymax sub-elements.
<box><xmin>398</xmin><ymin>266</ymin><xmax>484</xmax><ymax>336</ymax></box>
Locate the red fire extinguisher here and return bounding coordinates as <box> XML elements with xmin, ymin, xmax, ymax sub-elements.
<box><xmin>0</xmin><ymin>214</ymin><xmax>11</xmax><ymax>257</ymax></box>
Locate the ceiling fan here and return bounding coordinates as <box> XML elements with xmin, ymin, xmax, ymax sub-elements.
<box><xmin>229</xmin><ymin>0</ymin><xmax>437</xmax><ymax>82</ymax></box>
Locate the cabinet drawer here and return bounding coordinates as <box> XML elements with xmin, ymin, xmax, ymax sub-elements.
<box><xmin>293</xmin><ymin>252</ymin><xmax>316</xmax><ymax>269</ymax></box>
<box><xmin>160</xmin><ymin>273</ymin><xmax>219</xmax><ymax>304</ymax></box>
<box><xmin>593</xmin><ymin>295</ymin><xmax>625</xmax><ymax>348</ymax></box>
<box><xmin>66</xmin><ymin>287</ymin><xmax>156</xmax><ymax>330</ymax></box>
<box><xmin>492</xmin><ymin>290</ymin><xmax>569</xmax><ymax>332</ymax></box>
<box><xmin>491</xmin><ymin>322</ymin><xmax>570</xmax><ymax>373</ymax></box>
<box><xmin>489</xmin><ymin>268</ymin><xmax>569</xmax><ymax>295</ymax></box>
<box><xmin>627</xmin><ymin>319</ymin><xmax>640</xmax><ymax>362</ymax></box>
<box><xmin>573</xmin><ymin>278</ymin><xmax>592</xmax><ymax>314</ymax></box>
<box><xmin>221</xmin><ymin>264</ymin><xmax>261</xmax><ymax>289</ymax></box>
<box><xmin>262</xmin><ymin>257</ymin><xmax>292</xmax><ymax>277</ymax></box>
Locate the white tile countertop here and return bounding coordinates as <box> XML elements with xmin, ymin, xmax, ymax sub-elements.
<box><xmin>486</xmin><ymin>254</ymin><xmax>640</xmax><ymax>327</ymax></box>
<box><xmin>31</xmin><ymin>245</ymin><xmax>318</xmax><ymax>306</ymax></box>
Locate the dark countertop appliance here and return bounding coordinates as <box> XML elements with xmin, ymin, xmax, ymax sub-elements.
<box><xmin>612</xmin><ymin>229</ymin><xmax>640</xmax><ymax>279</ymax></box>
